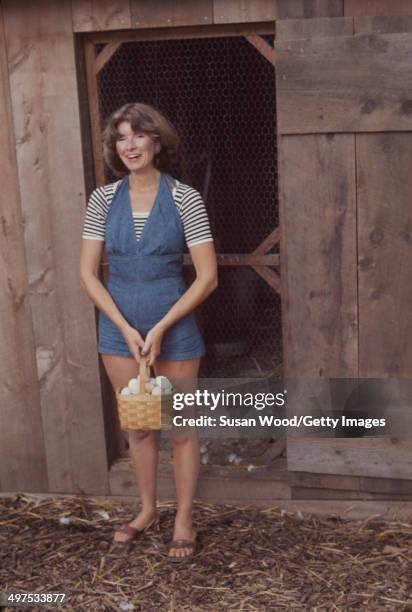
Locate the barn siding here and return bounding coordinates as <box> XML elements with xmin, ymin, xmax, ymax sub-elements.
<box><xmin>1</xmin><ymin>0</ymin><xmax>109</xmax><ymax>495</ymax></box>
<box><xmin>1</xmin><ymin>0</ymin><xmax>411</xmax><ymax>501</ymax></box>
<box><xmin>276</xmin><ymin>16</ymin><xmax>412</xmax><ymax>479</ymax></box>
<box><xmin>72</xmin><ymin>0</ymin><xmax>132</xmax><ymax>32</ymax></box>
<box><xmin>0</xmin><ymin>1</ymin><xmax>48</xmax><ymax>493</ymax></box>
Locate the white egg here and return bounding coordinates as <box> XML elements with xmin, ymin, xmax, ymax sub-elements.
<box><xmin>128</xmin><ymin>378</ymin><xmax>139</xmax><ymax>395</ymax></box>
<box><xmin>151</xmin><ymin>386</ymin><xmax>162</xmax><ymax>396</ymax></box>
<box><xmin>145</xmin><ymin>382</ymin><xmax>155</xmax><ymax>393</ymax></box>
<box><xmin>149</xmin><ymin>377</ymin><xmax>156</xmax><ymax>385</ymax></box>
<box><xmin>155</xmin><ymin>376</ymin><xmax>172</xmax><ymax>391</ymax></box>
<box><xmin>120</xmin><ymin>387</ymin><xmax>132</xmax><ymax>396</ymax></box>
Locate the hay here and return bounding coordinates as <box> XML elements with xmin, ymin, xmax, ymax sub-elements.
<box><xmin>1</xmin><ymin>494</ymin><xmax>411</xmax><ymax>611</ymax></box>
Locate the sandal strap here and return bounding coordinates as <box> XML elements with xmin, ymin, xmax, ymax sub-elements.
<box><xmin>119</xmin><ymin>525</ymin><xmax>139</xmax><ymax>537</ymax></box>
<box><xmin>169</xmin><ymin>539</ymin><xmax>196</xmax><ymax>549</ymax></box>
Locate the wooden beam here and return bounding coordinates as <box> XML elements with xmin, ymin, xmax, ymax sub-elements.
<box><xmin>3</xmin><ymin>0</ymin><xmax>109</xmax><ymax>495</ymax></box>
<box><xmin>0</xmin><ymin>2</ymin><xmax>48</xmax><ymax>493</ymax></box>
<box><xmin>102</xmin><ymin>255</ymin><xmax>281</xmax><ymax>267</ymax></box>
<box><xmin>87</xmin><ymin>22</ymin><xmax>274</xmax><ymax>44</ymax></box>
<box><xmin>84</xmin><ymin>39</ymin><xmax>105</xmax><ymax>186</ymax></box>
<box><xmin>251</xmin><ymin>265</ymin><xmax>281</xmax><ymax>294</ymax></box>
<box><xmin>95</xmin><ymin>41</ymin><xmax>122</xmax><ymax>74</ymax></box>
<box><xmin>244</xmin><ymin>34</ymin><xmax>276</xmax><ymax>65</ymax></box>
<box><xmin>253</xmin><ymin>227</ymin><xmax>280</xmax><ymax>255</ymax></box>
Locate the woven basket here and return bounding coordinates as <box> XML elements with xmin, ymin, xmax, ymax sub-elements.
<box><xmin>115</xmin><ymin>358</ymin><xmax>173</xmax><ymax>430</ymax></box>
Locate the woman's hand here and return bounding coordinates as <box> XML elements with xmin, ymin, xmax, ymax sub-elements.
<box><xmin>121</xmin><ymin>325</ymin><xmax>145</xmax><ymax>362</ymax></box>
<box><xmin>141</xmin><ymin>324</ymin><xmax>165</xmax><ymax>367</ymax></box>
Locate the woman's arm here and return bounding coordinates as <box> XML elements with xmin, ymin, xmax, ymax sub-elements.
<box><xmin>80</xmin><ymin>239</ymin><xmax>144</xmax><ymax>359</ymax></box>
<box><xmin>142</xmin><ymin>241</ymin><xmax>218</xmax><ymax>363</ymax></box>
<box><xmin>158</xmin><ymin>241</ymin><xmax>217</xmax><ymax>332</ymax></box>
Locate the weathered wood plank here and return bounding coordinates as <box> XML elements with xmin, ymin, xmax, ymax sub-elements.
<box><xmin>130</xmin><ymin>0</ymin><xmax>213</xmax><ymax>28</ymax></box>
<box><xmin>345</xmin><ymin>0</ymin><xmax>412</xmax><ymax>17</ymax></box>
<box><xmin>290</xmin><ymin>471</ymin><xmax>361</xmax><ymax>491</ymax></box>
<box><xmin>279</xmin><ymin>134</ymin><xmax>358</xmax><ymax>377</ymax></box>
<box><xmin>361</xmin><ymin>475</ymin><xmax>412</xmax><ymax>496</ymax></box>
<box><xmin>213</xmin><ymin>0</ymin><xmax>276</xmax><ymax>24</ymax></box>
<box><xmin>276</xmin><ymin>16</ymin><xmax>353</xmax><ymax>40</ymax></box>
<box><xmin>357</xmin><ymin>133</ymin><xmax>412</xmax><ymax>377</ymax></box>
<box><xmin>3</xmin><ymin>0</ymin><xmax>108</xmax><ymax>495</ymax></box>
<box><xmin>0</xmin><ymin>3</ymin><xmax>48</xmax><ymax>493</ymax></box>
<box><xmin>95</xmin><ymin>42</ymin><xmax>122</xmax><ymax>74</ymax></box>
<box><xmin>109</xmin><ymin>459</ymin><xmax>291</xmax><ymax>500</ymax></box>
<box><xmin>292</xmin><ymin>470</ymin><xmax>412</xmax><ymax>495</ymax></box>
<box><xmin>292</xmin><ymin>487</ymin><xmax>412</xmax><ymax>500</ymax></box>
<box><xmin>88</xmin><ymin>22</ymin><xmax>274</xmax><ymax>44</ymax></box>
<box><xmin>275</xmin><ymin>0</ymin><xmax>343</xmax><ymax>19</ymax></box>
<box><xmin>276</xmin><ymin>31</ymin><xmax>412</xmax><ymax>134</ymax></box>
<box><xmin>287</xmin><ymin>439</ymin><xmax>412</xmax><ymax>480</ymax></box>
<box><xmin>72</xmin><ymin>0</ymin><xmax>131</xmax><ymax>32</ymax></box>
<box><xmin>355</xmin><ymin>15</ymin><xmax>412</xmax><ymax>35</ymax></box>
<box><xmin>84</xmin><ymin>39</ymin><xmax>105</xmax><ymax>186</ymax></box>
<box><xmin>244</xmin><ymin>34</ymin><xmax>276</xmax><ymax>64</ymax></box>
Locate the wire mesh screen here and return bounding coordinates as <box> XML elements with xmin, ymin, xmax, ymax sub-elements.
<box><xmin>96</xmin><ymin>35</ymin><xmax>282</xmax><ymax>378</ymax></box>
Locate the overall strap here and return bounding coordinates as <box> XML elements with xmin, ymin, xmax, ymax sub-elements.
<box><xmin>164</xmin><ymin>174</ymin><xmax>178</xmax><ymax>197</ymax></box>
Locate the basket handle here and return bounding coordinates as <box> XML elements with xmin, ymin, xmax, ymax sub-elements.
<box><xmin>139</xmin><ymin>357</ymin><xmax>148</xmax><ymax>395</ymax></box>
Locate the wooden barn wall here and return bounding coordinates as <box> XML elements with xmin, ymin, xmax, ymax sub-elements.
<box><xmin>1</xmin><ymin>0</ymin><xmax>108</xmax><ymax>495</ymax></box>
<box><xmin>70</xmin><ymin>0</ymin><xmax>412</xmax><ymax>32</ymax></box>
<box><xmin>277</xmin><ymin>16</ymin><xmax>412</xmax><ymax>479</ymax></box>
<box><xmin>2</xmin><ymin>0</ymin><xmax>412</xmax><ymax>497</ymax></box>
<box><xmin>0</xmin><ymin>2</ymin><xmax>48</xmax><ymax>493</ymax></box>
<box><xmin>71</xmin><ymin>0</ymin><xmax>344</xmax><ymax>32</ymax></box>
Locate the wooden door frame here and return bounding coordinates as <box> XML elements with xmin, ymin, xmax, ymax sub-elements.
<box><xmin>83</xmin><ymin>23</ymin><xmax>281</xmax><ymax>295</ymax></box>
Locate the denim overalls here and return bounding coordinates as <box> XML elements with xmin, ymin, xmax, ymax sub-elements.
<box><xmin>98</xmin><ymin>172</ymin><xmax>206</xmax><ymax>360</ymax></box>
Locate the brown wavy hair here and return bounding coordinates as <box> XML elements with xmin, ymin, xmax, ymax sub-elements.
<box><xmin>102</xmin><ymin>103</ymin><xmax>179</xmax><ymax>177</ymax></box>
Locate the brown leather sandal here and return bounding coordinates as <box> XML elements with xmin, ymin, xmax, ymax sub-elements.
<box><xmin>111</xmin><ymin>513</ymin><xmax>159</xmax><ymax>549</ymax></box>
<box><xmin>167</xmin><ymin>537</ymin><xmax>197</xmax><ymax>563</ymax></box>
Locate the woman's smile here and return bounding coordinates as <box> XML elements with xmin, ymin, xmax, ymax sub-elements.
<box><xmin>116</xmin><ymin>120</ymin><xmax>160</xmax><ymax>171</ymax></box>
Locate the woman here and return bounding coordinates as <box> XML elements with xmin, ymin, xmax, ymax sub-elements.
<box><xmin>80</xmin><ymin>103</ymin><xmax>217</xmax><ymax>561</ymax></box>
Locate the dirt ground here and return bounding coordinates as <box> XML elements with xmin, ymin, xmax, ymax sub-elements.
<box><xmin>1</xmin><ymin>494</ymin><xmax>411</xmax><ymax>611</ymax></box>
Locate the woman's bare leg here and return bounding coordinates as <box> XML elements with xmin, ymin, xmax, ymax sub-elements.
<box><xmin>153</xmin><ymin>357</ymin><xmax>201</xmax><ymax>558</ymax></box>
<box><xmin>101</xmin><ymin>354</ymin><xmax>159</xmax><ymax>542</ymax></box>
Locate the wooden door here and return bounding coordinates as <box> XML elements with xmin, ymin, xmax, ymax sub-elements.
<box><xmin>83</xmin><ymin>27</ymin><xmax>283</xmax><ymax>381</ymax></box>
<box><xmin>276</xmin><ymin>16</ymin><xmax>412</xmax><ymax>479</ymax></box>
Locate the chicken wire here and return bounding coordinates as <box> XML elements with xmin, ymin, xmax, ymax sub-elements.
<box><xmin>96</xmin><ymin>35</ymin><xmax>282</xmax><ymax>379</ymax></box>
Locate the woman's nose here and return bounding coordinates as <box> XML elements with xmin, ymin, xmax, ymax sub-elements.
<box><xmin>126</xmin><ymin>138</ymin><xmax>136</xmax><ymax>148</ymax></box>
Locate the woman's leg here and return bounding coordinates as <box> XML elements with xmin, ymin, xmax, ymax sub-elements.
<box><xmin>101</xmin><ymin>354</ymin><xmax>159</xmax><ymax>542</ymax></box>
<box><xmin>153</xmin><ymin>357</ymin><xmax>201</xmax><ymax>558</ymax></box>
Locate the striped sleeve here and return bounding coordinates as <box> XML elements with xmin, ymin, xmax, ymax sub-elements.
<box><xmin>82</xmin><ymin>181</ymin><xmax>120</xmax><ymax>241</ymax></box>
<box><xmin>174</xmin><ymin>184</ymin><xmax>214</xmax><ymax>248</ymax></box>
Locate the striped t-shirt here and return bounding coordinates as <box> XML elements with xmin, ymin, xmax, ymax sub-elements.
<box><xmin>82</xmin><ymin>178</ymin><xmax>213</xmax><ymax>248</ymax></box>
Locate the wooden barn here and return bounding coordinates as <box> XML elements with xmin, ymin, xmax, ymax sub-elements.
<box><xmin>1</xmin><ymin>0</ymin><xmax>412</xmax><ymax>520</ymax></box>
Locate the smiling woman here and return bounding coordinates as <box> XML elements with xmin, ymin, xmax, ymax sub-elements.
<box><xmin>102</xmin><ymin>103</ymin><xmax>179</xmax><ymax>178</ymax></box>
<box><xmin>80</xmin><ymin>102</ymin><xmax>217</xmax><ymax>561</ymax></box>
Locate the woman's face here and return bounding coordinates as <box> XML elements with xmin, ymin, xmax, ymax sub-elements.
<box><xmin>115</xmin><ymin>121</ymin><xmax>160</xmax><ymax>172</ymax></box>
